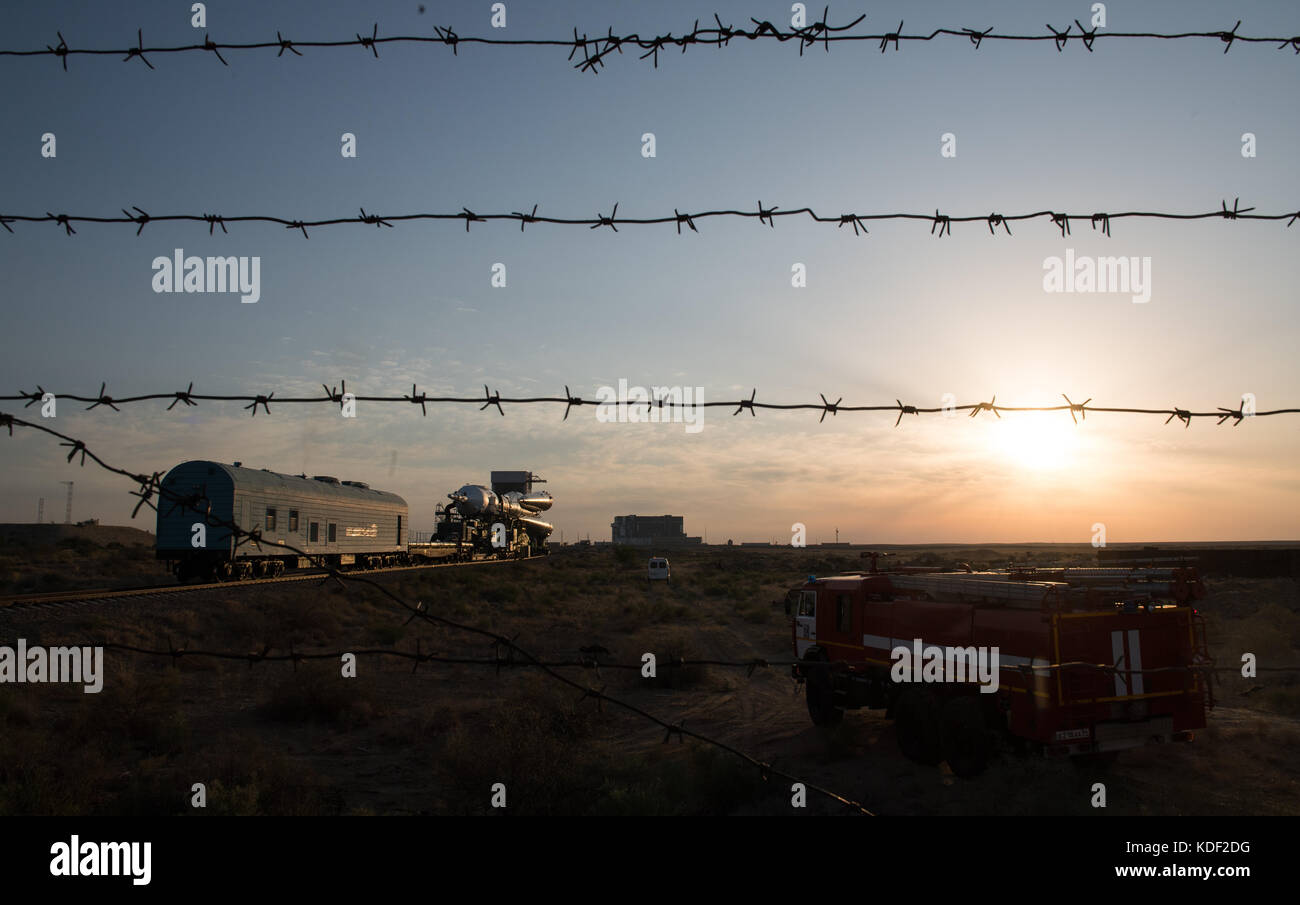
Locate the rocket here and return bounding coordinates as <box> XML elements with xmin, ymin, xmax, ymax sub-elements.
<box><xmin>447</xmin><ymin>485</ymin><xmax>554</xmax><ymax>538</ymax></box>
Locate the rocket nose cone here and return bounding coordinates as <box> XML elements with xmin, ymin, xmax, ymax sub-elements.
<box><xmin>454</xmin><ymin>484</ymin><xmax>495</xmax><ymax>515</ymax></box>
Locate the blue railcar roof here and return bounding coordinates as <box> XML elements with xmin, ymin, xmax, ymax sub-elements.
<box><xmin>165</xmin><ymin>460</ymin><xmax>407</xmax><ymax>508</ymax></box>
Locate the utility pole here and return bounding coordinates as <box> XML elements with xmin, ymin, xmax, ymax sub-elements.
<box><xmin>37</xmin><ymin>497</ymin><xmax>44</xmax><ymax>523</ymax></box>
<box><xmin>60</xmin><ymin>481</ymin><xmax>73</xmax><ymax>524</ymax></box>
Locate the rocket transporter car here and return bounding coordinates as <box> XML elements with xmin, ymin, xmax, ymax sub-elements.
<box><xmin>435</xmin><ymin>480</ymin><xmax>554</xmax><ymax>556</ymax></box>
<box><xmin>787</xmin><ymin>563</ymin><xmax>1211</xmax><ymax>776</ymax></box>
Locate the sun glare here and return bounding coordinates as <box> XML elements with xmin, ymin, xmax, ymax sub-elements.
<box><xmin>988</xmin><ymin>416</ymin><xmax>1077</xmax><ymax>471</ymax></box>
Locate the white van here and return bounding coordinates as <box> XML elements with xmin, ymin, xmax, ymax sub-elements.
<box><xmin>647</xmin><ymin>557</ymin><xmax>671</xmax><ymax>581</ymax></box>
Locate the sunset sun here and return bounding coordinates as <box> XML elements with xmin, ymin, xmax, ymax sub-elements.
<box><xmin>988</xmin><ymin>416</ymin><xmax>1077</xmax><ymax>471</ymax></box>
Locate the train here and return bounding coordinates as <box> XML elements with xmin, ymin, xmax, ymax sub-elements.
<box><xmin>155</xmin><ymin>460</ymin><xmax>553</xmax><ymax>582</ymax></box>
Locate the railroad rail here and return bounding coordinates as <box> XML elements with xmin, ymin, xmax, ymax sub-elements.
<box><xmin>0</xmin><ymin>552</ymin><xmax>543</xmax><ymax>617</ymax></box>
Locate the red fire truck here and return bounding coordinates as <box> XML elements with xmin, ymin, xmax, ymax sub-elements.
<box><xmin>788</xmin><ymin>568</ymin><xmax>1211</xmax><ymax>776</ymax></box>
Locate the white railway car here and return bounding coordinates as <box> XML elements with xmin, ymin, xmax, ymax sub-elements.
<box><xmin>156</xmin><ymin>460</ymin><xmax>408</xmax><ymax>581</ymax></box>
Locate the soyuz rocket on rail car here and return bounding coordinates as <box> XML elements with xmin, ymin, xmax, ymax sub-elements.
<box><xmin>445</xmin><ymin>485</ymin><xmax>555</xmax><ymax>541</ymax></box>
<box><xmin>433</xmin><ymin>470</ymin><xmax>555</xmax><ymax>553</ymax></box>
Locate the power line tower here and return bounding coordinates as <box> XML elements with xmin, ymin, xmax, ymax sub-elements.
<box><xmin>60</xmin><ymin>481</ymin><xmax>74</xmax><ymax>524</ymax></box>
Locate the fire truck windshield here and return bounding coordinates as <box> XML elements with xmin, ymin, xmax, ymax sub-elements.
<box><xmin>798</xmin><ymin>591</ymin><xmax>816</xmax><ymax>616</ymax></box>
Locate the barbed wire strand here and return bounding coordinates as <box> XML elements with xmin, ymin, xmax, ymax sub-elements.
<box><xmin>4</xmin><ymin>386</ymin><xmax>1294</xmax><ymax>427</ymax></box>
<box><xmin>64</xmin><ymin>643</ymin><xmax>1300</xmax><ymax>680</ymax></box>
<box><xmin>2</xmin><ymin>16</ymin><xmax>1298</xmax><ymax>75</ymax></box>
<box><xmin>2</xmin><ymin>198</ymin><xmax>1296</xmax><ymax>238</ymax></box>
<box><xmin>0</xmin><ymin>412</ymin><xmax>876</xmax><ymax>816</ymax></box>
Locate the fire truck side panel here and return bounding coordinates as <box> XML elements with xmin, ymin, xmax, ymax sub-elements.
<box><xmin>1050</xmin><ymin>609</ymin><xmax>1207</xmax><ymax>752</ymax></box>
<box><xmin>816</xmin><ymin>583</ymin><xmax>868</xmax><ymax>662</ymax></box>
<box><xmin>971</xmin><ymin>609</ymin><xmax>1055</xmax><ymax>726</ymax></box>
<box><xmin>892</xmin><ymin>600</ymin><xmax>977</xmax><ymax>653</ymax></box>
<box><xmin>860</xmin><ymin>599</ymin><xmax>894</xmax><ymax>667</ymax></box>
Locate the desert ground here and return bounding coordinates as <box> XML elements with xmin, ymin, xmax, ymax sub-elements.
<box><xmin>1</xmin><ymin>535</ymin><xmax>1297</xmax><ymax>815</ymax></box>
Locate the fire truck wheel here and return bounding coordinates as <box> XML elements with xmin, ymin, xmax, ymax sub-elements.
<box><xmin>894</xmin><ymin>688</ymin><xmax>942</xmax><ymax>765</ymax></box>
<box><xmin>939</xmin><ymin>696</ymin><xmax>991</xmax><ymax>777</ymax></box>
<box><xmin>805</xmin><ymin>659</ymin><xmax>843</xmax><ymax>727</ymax></box>
<box><xmin>1072</xmin><ymin>751</ymin><xmax>1118</xmax><ymax>772</ymax></box>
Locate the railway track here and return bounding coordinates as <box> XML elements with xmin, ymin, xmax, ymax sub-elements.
<box><xmin>0</xmin><ymin>553</ymin><xmax>542</xmax><ymax>617</ymax></box>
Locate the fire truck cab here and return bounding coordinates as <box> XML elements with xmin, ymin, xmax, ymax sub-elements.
<box><xmin>789</xmin><ymin>569</ymin><xmax>1211</xmax><ymax>776</ymax></box>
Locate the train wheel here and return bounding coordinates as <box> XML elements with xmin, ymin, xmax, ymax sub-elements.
<box><xmin>217</xmin><ymin>561</ymin><xmax>235</xmax><ymax>582</ymax></box>
<box><xmin>939</xmin><ymin>696</ymin><xmax>992</xmax><ymax>777</ymax></box>
<box><xmin>804</xmin><ymin>655</ymin><xmax>844</xmax><ymax>727</ymax></box>
<box><xmin>894</xmin><ymin>688</ymin><xmax>943</xmax><ymax>765</ymax></box>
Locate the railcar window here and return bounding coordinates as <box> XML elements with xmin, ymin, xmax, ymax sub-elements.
<box><xmin>309</xmin><ymin>522</ymin><xmax>318</xmax><ymax>542</ymax></box>
<box><xmin>289</xmin><ymin>510</ymin><xmax>299</xmax><ymax>533</ymax></box>
<box><xmin>328</xmin><ymin>523</ymin><xmax>337</xmax><ymax>543</ymax></box>
<box><xmin>265</xmin><ymin>508</ymin><xmax>277</xmax><ymax>532</ymax></box>
<box><xmin>837</xmin><ymin>594</ymin><xmax>852</xmax><ymax>632</ymax></box>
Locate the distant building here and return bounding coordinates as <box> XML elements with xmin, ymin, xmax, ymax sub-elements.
<box><xmin>611</xmin><ymin>514</ymin><xmax>703</xmax><ymax>546</ymax></box>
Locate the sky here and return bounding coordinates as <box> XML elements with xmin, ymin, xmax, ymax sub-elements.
<box><xmin>0</xmin><ymin>0</ymin><xmax>1297</xmax><ymax>544</ymax></box>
